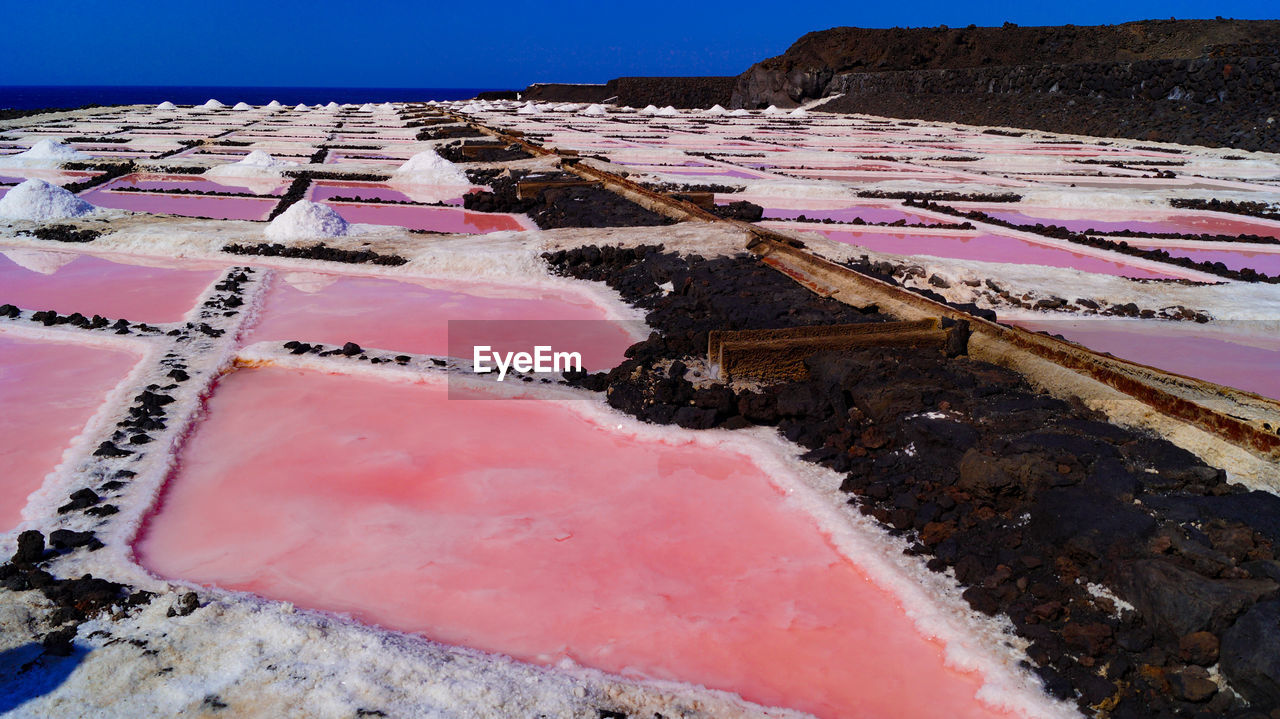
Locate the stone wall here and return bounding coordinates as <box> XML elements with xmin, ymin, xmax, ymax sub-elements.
<box><xmin>612</xmin><ymin>77</ymin><xmax>736</xmax><ymax>108</ymax></box>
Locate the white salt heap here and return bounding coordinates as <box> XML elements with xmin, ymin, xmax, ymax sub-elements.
<box><xmin>763</xmin><ymin>105</ymin><xmax>783</xmax><ymax>115</ymax></box>
<box><xmin>264</xmin><ymin>201</ymin><xmax>349</xmax><ymax>240</ymax></box>
<box><xmin>789</xmin><ymin>107</ymin><xmax>809</xmax><ymax>117</ymax></box>
<box><xmin>358</xmin><ymin>103</ymin><xmax>374</xmax><ymax>112</ymax></box>
<box><xmin>266</xmin><ymin>100</ymin><xmax>282</xmax><ymax>109</ymax></box>
<box><xmin>202</xmin><ymin>99</ymin><xmax>225</xmax><ymax>109</ymax></box>
<box><xmin>0</xmin><ymin>139</ymin><xmax>90</xmax><ymax>168</ymax></box>
<box><xmin>233</xmin><ymin>102</ymin><xmax>253</xmax><ymax>111</ymax></box>
<box><xmin>294</xmin><ymin>103</ymin><xmax>309</xmax><ymax>111</ymax></box>
<box><xmin>205</xmin><ymin>150</ymin><xmax>299</xmax><ymax>178</ymax></box>
<box><xmin>639</xmin><ymin>105</ymin><xmax>660</xmax><ymax>115</ymax></box>
<box><xmin>517</xmin><ymin>102</ymin><xmax>541</xmax><ymax>115</ymax></box>
<box><xmin>730</xmin><ymin>108</ymin><xmax>751</xmax><ymax>116</ymax></box>
<box><xmin>580</xmin><ymin>104</ymin><xmax>608</xmax><ymax>116</ymax></box>
<box><xmin>392</xmin><ymin>150</ymin><xmax>470</xmax><ymax>185</ymax></box>
<box><xmin>325</xmin><ymin>101</ymin><xmax>340</xmax><ymax>110</ymax></box>
<box><xmin>0</xmin><ymin>178</ymin><xmax>96</xmax><ymax>220</ymax></box>
<box><xmin>156</xmin><ymin>101</ymin><xmax>177</xmax><ymax>110</ymax></box>
<box><xmin>656</xmin><ymin>106</ymin><xmax>679</xmax><ymax>116</ymax></box>
<box><xmin>705</xmin><ymin>104</ymin><xmax>727</xmax><ymax>115</ymax></box>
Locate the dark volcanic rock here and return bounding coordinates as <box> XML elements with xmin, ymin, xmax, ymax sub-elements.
<box><xmin>1221</xmin><ymin>600</ymin><xmax>1280</xmax><ymax>706</ymax></box>
<box><xmin>1113</xmin><ymin>559</ymin><xmax>1276</xmax><ymax>638</ymax></box>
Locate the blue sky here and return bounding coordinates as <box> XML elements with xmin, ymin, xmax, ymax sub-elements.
<box><xmin>2</xmin><ymin>0</ymin><xmax>1275</xmax><ymax>89</ymax></box>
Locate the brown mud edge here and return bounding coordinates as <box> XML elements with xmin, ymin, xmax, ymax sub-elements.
<box><xmin>446</xmin><ymin>110</ymin><xmax>1280</xmax><ymax>488</ymax></box>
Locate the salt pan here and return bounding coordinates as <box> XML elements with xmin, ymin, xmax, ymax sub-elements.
<box><xmin>0</xmin><ymin>139</ymin><xmax>89</xmax><ymax>168</ymax></box>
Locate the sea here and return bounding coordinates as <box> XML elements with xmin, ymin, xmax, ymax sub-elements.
<box><xmin>0</xmin><ymin>86</ymin><xmax>500</xmax><ymax>110</ymax></box>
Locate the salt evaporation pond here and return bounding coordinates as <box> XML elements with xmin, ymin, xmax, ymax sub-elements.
<box><xmin>316</xmin><ymin>201</ymin><xmax>529</xmax><ymax>233</ymax></box>
<box><xmin>1129</xmin><ymin>244</ymin><xmax>1280</xmax><ymax>276</ymax></box>
<box><xmin>1013</xmin><ymin>318</ymin><xmax>1280</xmax><ymax>400</ymax></box>
<box><xmin>0</xmin><ymin>248</ymin><xmax>221</xmax><ymax>322</ymax></box>
<box><xmin>978</xmin><ymin>207</ymin><xmax>1280</xmax><ymax>239</ymax></box>
<box><xmin>0</xmin><ymin>333</ymin><xmax>138</xmax><ymax>530</ymax></box>
<box><xmin>136</xmin><ymin>368</ymin><xmax>1012</xmax><ymax>719</ymax></box>
<box><xmin>244</xmin><ymin>273</ymin><xmax>638</xmax><ymax>369</ymax></box>
<box><xmin>78</xmin><ymin>183</ymin><xmax>280</xmax><ymax>221</ymax></box>
<box><xmin>775</xmin><ymin>225</ymin><xmax>1179</xmax><ymax>279</ymax></box>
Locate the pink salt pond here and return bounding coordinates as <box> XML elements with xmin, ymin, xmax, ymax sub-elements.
<box><xmin>0</xmin><ymin>333</ymin><xmax>138</xmax><ymax>531</ymax></box>
<box><xmin>0</xmin><ymin>247</ymin><xmax>221</xmax><ymax>322</ymax></box>
<box><xmin>244</xmin><ymin>273</ymin><xmax>637</xmax><ymax>370</ymax></box>
<box><xmin>1130</xmin><ymin>245</ymin><xmax>1280</xmax><ymax>276</ymax></box>
<box><xmin>783</xmin><ymin>225</ymin><xmax>1178</xmax><ymax>279</ymax></box>
<box><xmin>136</xmin><ymin>369</ymin><xmax>1011</xmax><ymax>719</ymax></box>
<box><xmin>1011</xmin><ymin>319</ymin><xmax>1280</xmax><ymax>400</ymax></box>
<box><xmin>316</xmin><ymin>201</ymin><xmax>529</xmax><ymax>233</ymax></box>
<box><xmin>79</xmin><ymin>184</ymin><xmax>280</xmax><ymax>221</ymax></box>
<box><xmin>978</xmin><ymin>207</ymin><xmax>1280</xmax><ymax>240</ymax></box>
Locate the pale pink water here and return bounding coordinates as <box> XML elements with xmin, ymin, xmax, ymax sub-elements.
<box><xmin>0</xmin><ymin>248</ymin><xmax>221</xmax><ymax>322</ymax></box>
<box><xmin>135</xmin><ymin>368</ymin><xmax>1011</xmax><ymax>719</ymax></box>
<box><xmin>794</xmin><ymin>226</ymin><xmax>1177</xmax><ymax>279</ymax></box>
<box><xmin>308</xmin><ymin>181</ymin><xmax>460</xmax><ymax>205</ymax></box>
<box><xmin>1012</xmin><ymin>319</ymin><xmax>1280</xmax><ymax>399</ymax></box>
<box><xmin>756</xmin><ymin>205</ymin><xmax>941</xmax><ymax>225</ymax></box>
<box><xmin>92</xmin><ymin>173</ymin><xmax>288</xmax><ymax>196</ymax></box>
<box><xmin>0</xmin><ymin>333</ymin><xmax>138</xmax><ymax>530</ymax></box>
<box><xmin>316</xmin><ymin>201</ymin><xmax>528</xmax><ymax>233</ymax></box>
<box><xmin>244</xmin><ymin>273</ymin><xmax>636</xmax><ymax>369</ymax></box>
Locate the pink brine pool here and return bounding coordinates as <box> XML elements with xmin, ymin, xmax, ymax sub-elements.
<box><xmin>244</xmin><ymin>273</ymin><xmax>637</xmax><ymax>370</ymax></box>
<box><xmin>136</xmin><ymin>368</ymin><xmax>1013</xmax><ymax>719</ymax></box>
<box><xmin>0</xmin><ymin>333</ymin><xmax>138</xmax><ymax>530</ymax></box>
<box><xmin>0</xmin><ymin>248</ymin><xmax>221</xmax><ymax>322</ymax></box>
<box><xmin>795</xmin><ymin>226</ymin><xmax>1177</xmax><ymax>279</ymax></box>
<box><xmin>981</xmin><ymin>208</ymin><xmax>1280</xmax><ymax>240</ymax></box>
<box><xmin>319</xmin><ymin>201</ymin><xmax>528</xmax><ymax>233</ymax></box>
<box><xmin>1012</xmin><ymin>319</ymin><xmax>1280</xmax><ymax>400</ymax></box>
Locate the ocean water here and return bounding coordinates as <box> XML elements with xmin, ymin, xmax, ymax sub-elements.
<box><xmin>0</xmin><ymin>86</ymin><xmax>499</xmax><ymax>110</ymax></box>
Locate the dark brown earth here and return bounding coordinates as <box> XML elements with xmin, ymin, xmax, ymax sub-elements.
<box><xmin>546</xmin><ymin>244</ymin><xmax>1280</xmax><ymax>718</ymax></box>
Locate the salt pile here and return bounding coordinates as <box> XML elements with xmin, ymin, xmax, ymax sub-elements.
<box><xmin>206</xmin><ymin>150</ymin><xmax>299</xmax><ymax>178</ymax></box>
<box><xmin>655</xmin><ymin>106</ymin><xmax>679</xmax><ymax>116</ymax></box>
<box><xmin>0</xmin><ymin>178</ymin><xmax>96</xmax><ymax>220</ymax></box>
<box><xmin>789</xmin><ymin>107</ymin><xmax>809</xmax><ymax>117</ymax></box>
<box><xmin>639</xmin><ymin>105</ymin><xmax>660</xmax><ymax>115</ymax></box>
<box><xmin>294</xmin><ymin>103</ymin><xmax>309</xmax><ymax>111</ymax></box>
<box><xmin>156</xmin><ymin>101</ymin><xmax>178</xmax><ymax>110</ymax></box>
<box><xmin>763</xmin><ymin>105</ymin><xmax>783</xmax><ymax>115</ymax></box>
<box><xmin>517</xmin><ymin>102</ymin><xmax>541</xmax><ymax>115</ymax></box>
<box><xmin>266</xmin><ymin>100</ymin><xmax>283</xmax><ymax>109</ymax></box>
<box><xmin>580</xmin><ymin>104</ymin><xmax>608</xmax><ymax>116</ymax></box>
<box><xmin>233</xmin><ymin>102</ymin><xmax>253</xmax><ymax>111</ymax></box>
<box><xmin>392</xmin><ymin>150</ymin><xmax>470</xmax><ymax>185</ymax></box>
<box><xmin>730</xmin><ymin>108</ymin><xmax>751</xmax><ymax>116</ymax></box>
<box><xmin>705</xmin><ymin>105</ymin><xmax>727</xmax><ymax>115</ymax></box>
<box><xmin>325</xmin><ymin>102</ymin><xmax>340</xmax><ymax>110</ymax></box>
<box><xmin>264</xmin><ymin>201</ymin><xmax>349</xmax><ymax>240</ymax></box>
<box><xmin>202</xmin><ymin>99</ymin><xmax>226</xmax><ymax>109</ymax></box>
<box><xmin>358</xmin><ymin>103</ymin><xmax>374</xmax><ymax>112</ymax></box>
<box><xmin>0</xmin><ymin>139</ymin><xmax>90</xmax><ymax>168</ymax></box>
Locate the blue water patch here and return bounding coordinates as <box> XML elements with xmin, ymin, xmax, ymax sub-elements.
<box><xmin>0</xmin><ymin>86</ymin><xmax>500</xmax><ymax>110</ymax></box>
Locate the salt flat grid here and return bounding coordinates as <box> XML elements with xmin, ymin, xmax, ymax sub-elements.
<box><xmin>0</xmin><ymin>100</ymin><xmax>1278</xmax><ymax>718</ymax></box>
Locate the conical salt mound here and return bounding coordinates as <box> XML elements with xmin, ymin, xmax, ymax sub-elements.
<box><xmin>266</xmin><ymin>100</ymin><xmax>283</xmax><ymax>108</ymax></box>
<box><xmin>639</xmin><ymin>105</ymin><xmax>659</xmax><ymax>115</ymax></box>
<box><xmin>202</xmin><ymin>98</ymin><xmax>225</xmax><ymax>109</ymax></box>
<box><xmin>763</xmin><ymin>105</ymin><xmax>783</xmax><ymax>115</ymax></box>
<box><xmin>264</xmin><ymin>201</ymin><xmax>349</xmax><ymax>240</ymax></box>
<box><xmin>0</xmin><ymin>139</ymin><xmax>89</xmax><ymax>168</ymax></box>
<box><xmin>156</xmin><ymin>101</ymin><xmax>178</xmax><ymax>110</ymax></box>
<box><xmin>324</xmin><ymin>101</ymin><xmax>340</xmax><ymax>110</ymax></box>
<box><xmin>0</xmin><ymin>179</ymin><xmax>96</xmax><ymax>220</ymax></box>
<box><xmin>789</xmin><ymin>107</ymin><xmax>809</xmax><ymax>117</ymax></box>
<box><xmin>233</xmin><ymin>102</ymin><xmax>253</xmax><ymax>111</ymax></box>
<box><xmin>393</xmin><ymin>151</ymin><xmax>470</xmax><ymax>185</ymax></box>
<box><xmin>705</xmin><ymin>104</ymin><xmax>727</xmax><ymax>116</ymax></box>
<box><xmin>580</xmin><ymin>104</ymin><xmax>607</xmax><ymax>116</ymax></box>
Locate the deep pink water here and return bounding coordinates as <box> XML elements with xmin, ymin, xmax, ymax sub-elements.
<box><xmin>0</xmin><ymin>333</ymin><xmax>138</xmax><ymax>530</ymax></box>
<box><xmin>795</xmin><ymin>226</ymin><xmax>1178</xmax><ymax>279</ymax></box>
<box><xmin>1131</xmin><ymin>245</ymin><xmax>1280</xmax><ymax>275</ymax></box>
<box><xmin>982</xmin><ymin>209</ymin><xmax>1280</xmax><ymax>239</ymax></box>
<box><xmin>0</xmin><ymin>248</ymin><xmax>221</xmax><ymax>322</ymax></box>
<box><xmin>244</xmin><ymin>273</ymin><xmax>636</xmax><ymax>369</ymax></box>
<box><xmin>316</xmin><ymin>201</ymin><xmax>528</xmax><ymax>233</ymax></box>
<box><xmin>136</xmin><ymin>368</ymin><xmax>1012</xmax><ymax>719</ymax></box>
<box><xmin>1012</xmin><ymin>319</ymin><xmax>1280</xmax><ymax>399</ymax></box>
<box><xmin>79</xmin><ymin>186</ymin><xmax>280</xmax><ymax>221</ymax></box>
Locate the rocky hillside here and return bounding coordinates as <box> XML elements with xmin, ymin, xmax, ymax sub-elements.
<box><xmin>733</xmin><ymin>19</ymin><xmax>1280</xmax><ymax>107</ymax></box>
